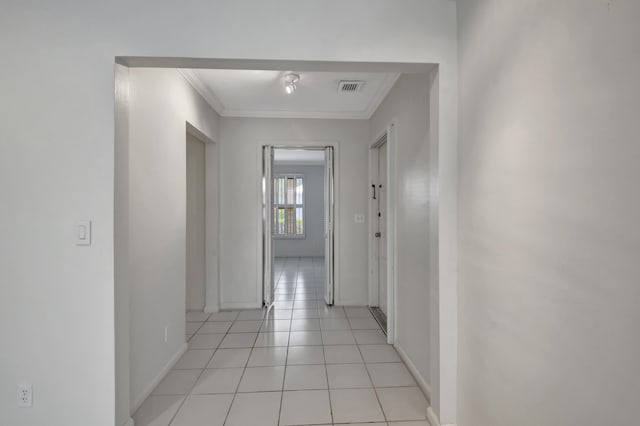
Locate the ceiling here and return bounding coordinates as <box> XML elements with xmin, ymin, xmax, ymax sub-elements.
<box><xmin>180</xmin><ymin>69</ymin><xmax>400</xmax><ymax>119</ymax></box>
<box><xmin>273</xmin><ymin>149</ymin><xmax>325</xmax><ymax>165</ymax></box>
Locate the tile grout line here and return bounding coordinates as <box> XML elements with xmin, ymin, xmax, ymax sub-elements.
<box><xmin>185</xmin><ymin>311</ymin><xmax>211</xmax><ymax>342</ymax></box>
<box><xmin>276</xmin><ymin>259</ymin><xmax>297</xmax><ymax>426</ymax></box>
<box><xmin>355</xmin><ymin>315</ymin><xmax>389</xmax><ymax>425</ymax></box>
<box><xmin>321</xmin><ymin>324</ymin><xmax>334</xmax><ymax>426</ymax></box>
<box><xmin>165</xmin><ymin>312</ymin><xmax>213</xmax><ymax>424</ymax></box>
<box><xmin>169</xmin><ymin>311</ymin><xmax>232</xmax><ymax>425</ymax></box>
<box><xmin>221</xmin><ymin>318</ymin><xmax>253</xmax><ymax>426</ymax></box>
<box><xmin>170</xmin><ymin>258</ymin><xmax>381</xmax><ymax>426</ymax></box>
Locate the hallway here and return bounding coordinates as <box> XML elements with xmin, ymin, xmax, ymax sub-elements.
<box><xmin>4</xmin><ymin>2</ymin><xmax>640</xmax><ymax>426</ymax></box>
<box><xmin>134</xmin><ymin>257</ymin><xmax>429</xmax><ymax>425</ymax></box>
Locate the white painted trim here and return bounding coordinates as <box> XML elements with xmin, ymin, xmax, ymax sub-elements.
<box><xmin>367</xmin><ymin>141</ymin><xmax>379</xmax><ymax>307</ymax></box>
<box><xmin>178</xmin><ymin>69</ymin><xmax>225</xmax><ymax>114</ymax></box>
<box><xmin>256</xmin><ymin>143</ymin><xmax>266</xmax><ymax>308</ymax></box>
<box><xmin>130</xmin><ymin>343</ymin><xmax>187</xmax><ymax>414</ymax></box>
<box><xmin>395</xmin><ymin>343</ymin><xmax>432</xmax><ymax>403</ymax></box>
<box><xmin>256</xmin><ymin>140</ymin><xmax>341</xmax><ymax>309</ymax></box>
<box><xmin>185</xmin><ymin>121</ymin><xmax>216</xmax><ymax>145</ymax></box>
<box><xmin>179</xmin><ymin>68</ymin><xmax>400</xmax><ymax>120</ymax></box>
<box><xmin>186</xmin><ymin>122</ymin><xmax>221</xmax><ymax>314</ymax></box>
<box><xmin>428</xmin><ymin>410</ymin><xmax>455</xmax><ymax>426</ymax></box>
<box><xmin>121</xmin><ymin>57</ymin><xmax>436</xmax><ymax>74</ymax></box>
<box><xmin>220</xmin><ymin>301</ymin><xmax>261</xmax><ymax>310</ymax></box>
<box><xmin>367</xmin><ymin>121</ymin><xmax>398</xmax><ymax>345</ymax></box>
<box><xmin>386</xmin><ymin>121</ymin><xmax>398</xmax><ymax>345</ymax></box>
<box><xmin>262</xmin><ymin>145</ymin><xmax>275</xmax><ymax>307</ymax></box>
<box><xmin>323</xmin><ymin>146</ymin><xmax>335</xmax><ymax>305</ymax></box>
<box><xmin>363</xmin><ymin>73</ymin><xmax>401</xmax><ymax>119</ymax></box>
<box><xmin>427</xmin><ymin>406</ymin><xmax>440</xmax><ymax>426</ymax></box>
<box><xmin>122</xmin><ymin>417</ymin><xmax>135</xmax><ymax>426</ymax></box>
<box><xmin>220</xmin><ymin>109</ymin><xmax>374</xmax><ymax>120</ymax></box>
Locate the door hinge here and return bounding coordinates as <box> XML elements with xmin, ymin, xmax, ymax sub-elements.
<box><xmin>375</xmin><ymin>232</ymin><xmax>382</xmax><ymax>238</ymax></box>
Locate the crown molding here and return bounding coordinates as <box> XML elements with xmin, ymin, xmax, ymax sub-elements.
<box><xmin>178</xmin><ymin>69</ymin><xmax>225</xmax><ymax>114</ymax></box>
<box><xmin>180</xmin><ymin>69</ymin><xmax>400</xmax><ymax>120</ymax></box>
<box><xmin>363</xmin><ymin>72</ymin><xmax>401</xmax><ymax>119</ymax></box>
<box><xmin>219</xmin><ymin>108</ymin><xmax>372</xmax><ymax>120</ymax></box>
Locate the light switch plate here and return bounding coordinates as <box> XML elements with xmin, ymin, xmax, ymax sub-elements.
<box><xmin>76</xmin><ymin>221</ymin><xmax>91</xmax><ymax>246</ymax></box>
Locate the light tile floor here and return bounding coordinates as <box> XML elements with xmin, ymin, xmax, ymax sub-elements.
<box><xmin>134</xmin><ymin>257</ymin><xmax>429</xmax><ymax>426</ymax></box>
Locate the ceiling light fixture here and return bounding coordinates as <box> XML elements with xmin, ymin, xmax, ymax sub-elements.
<box><xmin>284</xmin><ymin>73</ymin><xmax>300</xmax><ymax>94</ymax></box>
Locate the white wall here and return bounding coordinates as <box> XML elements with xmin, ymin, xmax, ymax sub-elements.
<box><xmin>127</xmin><ymin>68</ymin><xmax>219</xmax><ymax>412</ymax></box>
<box><xmin>457</xmin><ymin>1</ymin><xmax>640</xmax><ymax>425</ymax></box>
<box><xmin>186</xmin><ymin>133</ymin><xmax>206</xmax><ymax>310</ymax></box>
<box><xmin>274</xmin><ymin>164</ymin><xmax>325</xmax><ymax>258</ymax></box>
<box><xmin>0</xmin><ymin>1</ymin><xmax>457</xmax><ymax>424</ymax></box>
<box><xmin>219</xmin><ymin>118</ymin><xmax>370</xmax><ymax>307</ymax></box>
<box><xmin>370</xmin><ymin>73</ymin><xmax>438</xmax><ymax>408</ymax></box>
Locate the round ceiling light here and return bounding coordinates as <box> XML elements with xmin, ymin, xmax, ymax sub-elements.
<box><xmin>284</xmin><ymin>73</ymin><xmax>300</xmax><ymax>95</ymax></box>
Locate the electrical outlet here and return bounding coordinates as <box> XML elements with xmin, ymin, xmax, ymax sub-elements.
<box><xmin>354</xmin><ymin>213</ymin><xmax>365</xmax><ymax>223</ymax></box>
<box><xmin>18</xmin><ymin>385</ymin><xmax>32</xmax><ymax>408</ymax></box>
<box><xmin>164</xmin><ymin>326</ymin><xmax>168</xmax><ymax>343</ymax></box>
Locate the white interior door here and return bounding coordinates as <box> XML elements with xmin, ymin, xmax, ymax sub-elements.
<box><xmin>262</xmin><ymin>146</ymin><xmax>275</xmax><ymax>307</ymax></box>
<box><xmin>324</xmin><ymin>147</ymin><xmax>335</xmax><ymax>305</ymax></box>
<box><xmin>377</xmin><ymin>142</ymin><xmax>388</xmax><ymax>316</ymax></box>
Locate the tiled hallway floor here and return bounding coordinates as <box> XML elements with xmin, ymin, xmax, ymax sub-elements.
<box><xmin>134</xmin><ymin>257</ymin><xmax>429</xmax><ymax>425</ymax></box>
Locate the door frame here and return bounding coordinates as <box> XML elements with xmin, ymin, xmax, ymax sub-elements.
<box><xmin>256</xmin><ymin>140</ymin><xmax>340</xmax><ymax>307</ymax></box>
<box><xmin>186</xmin><ymin>122</ymin><xmax>221</xmax><ymax>314</ymax></box>
<box><xmin>368</xmin><ymin>121</ymin><xmax>397</xmax><ymax>344</ymax></box>
<box><xmin>261</xmin><ymin>145</ymin><xmax>275</xmax><ymax>308</ymax></box>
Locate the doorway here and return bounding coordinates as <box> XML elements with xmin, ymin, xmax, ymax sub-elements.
<box><xmin>374</xmin><ymin>140</ymin><xmax>388</xmax><ymax>325</ymax></box>
<box><xmin>262</xmin><ymin>145</ymin><xmax>335</xmax><ymax>308</ymax></box>
<box><xmin>186</xmin><ymin>132</ymin><xmax>206</xmax><ymax>312</ymax></box>
<box><xmin>369</xmin><ymin>126</ymin><xmax>395</xmax><ymax>338</ymax></box>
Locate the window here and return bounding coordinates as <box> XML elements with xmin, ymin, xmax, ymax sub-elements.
<box><xmin>273</xmin><ymin>174</ymin><xmax>304</xmax><ymax>238</ymax></box>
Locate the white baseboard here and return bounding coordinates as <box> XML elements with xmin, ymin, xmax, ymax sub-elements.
<box><xmin>426</xmin><ymin>407</ymin><xmax>456</xmax><ymax>426</ymax></box>
<box><xmin>122</xmin><ymin>417</ymin><xmax>135</xmax><ymax>426</ymax></box>
<box><xmin>204</xmin><ymin>304</ymin><xmax>219</xmax><ymax>313</ymax></box>
<box><xmin>394</xmin><ymin>343</ymin><xmax>432</xmax><ymax>403</ymax></box>
<box><xmin>394</xmin><ymin>346</ymin><xmax>457</xmax><ymax>426</ymax></box>
<box><xmin>427</xmin><ymin>406</ymin><xmax>440</xmax><ymax>426</ymax></box>
<box><xmin>130</xmin><ymin>342</ymin><xmax>188</xmax><ymax>414</ymax></box>
<box><xmin>221</xmin><ymin>301</ymin><xmax>261</xmax><ymax>310</ymax></box>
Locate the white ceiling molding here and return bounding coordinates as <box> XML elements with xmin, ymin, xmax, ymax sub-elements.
<box><xmin>217</xmin><ymin>108</ymin><xmax>379</xmax><ymax>120</ymax></box>
<box><xmin>178</xmin><ymin>69</ymin><xmax>225</xmax><ymax>114</ymax></box>
<box><xmin>362</xmin><ymin>73</ymin><xmax>401</xmax><ymax>119</ymax></box>
<box><xmin>179</xmin><ymin>69</ymin><xmax>401</xmax><ymax>120</ymax></box>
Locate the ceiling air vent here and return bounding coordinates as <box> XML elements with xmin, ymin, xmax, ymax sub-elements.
<box><xmin>338</xmin><ymin>80</ymin><xmax>365</xmax><ymax>93</ymax></box>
